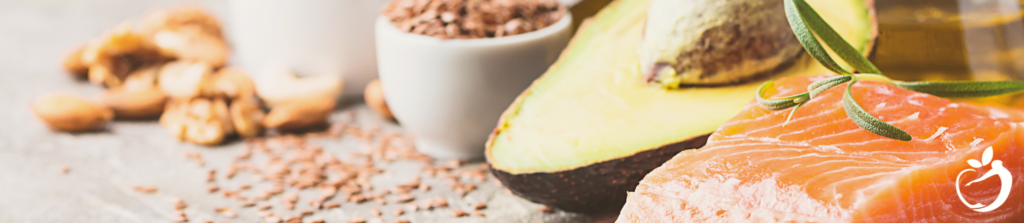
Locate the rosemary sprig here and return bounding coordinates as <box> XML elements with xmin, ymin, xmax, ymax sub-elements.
<box><xmin>757</xmin><ymin>0</ymin><xmax>1024</xmax><ymax>141</ymax></box>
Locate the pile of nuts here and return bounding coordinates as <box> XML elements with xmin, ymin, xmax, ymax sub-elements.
<box><xmin>37</xmin><ymin>5</ymin><xmax>349</xmax><ymax>145</ymax></box>
<box><xmin>381</xmin><ymin>0</ymin><xmax>566</xmax><ymax>39</ymax></box>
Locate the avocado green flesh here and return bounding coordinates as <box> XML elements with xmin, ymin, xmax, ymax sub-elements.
<box><xmin>489</xmin><ymin>0</ymin><xmax>875</xmax><ymax>174</ymax></box>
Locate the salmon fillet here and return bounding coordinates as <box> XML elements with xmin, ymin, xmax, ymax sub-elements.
<box><xmin>618</xmin><ymin>75</ymin><xmax>1024</xmax><ymax>222</ymax></box>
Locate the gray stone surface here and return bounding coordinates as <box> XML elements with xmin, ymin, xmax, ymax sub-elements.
<box><xmin>0</xmin><ymin>0</ymin><xmax>618</xmax><ymax>222</ymax></box>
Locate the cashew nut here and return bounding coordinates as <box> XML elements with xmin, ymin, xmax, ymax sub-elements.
<box><xmin>152</xmin><ymin>28</ymin><xmax>229</xmax><ymax>68</ymax></box>
<box><xmin>63</xmin><ymin>44</ymin><xmax>89</xmax><ymax>79</ymax></box>
<box><xmin>32</xmin><ymin>93</ymin><xmax>113</xmax><ymax>132</ymax></box>
<box><xmin>254</xmin><ymin>66</ymin><xmax>343</xmax><ymax>107</ymax></box>
<box><xmin>262</xmin><ymin>96</ymin><xmax>336</xmax><ymax>132</ymax></box>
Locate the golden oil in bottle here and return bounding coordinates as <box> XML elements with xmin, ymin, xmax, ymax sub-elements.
<box><xmin>872</xmin><ymin>0</ymin><xmax>1024</xmax><ymax>105</ymax></box>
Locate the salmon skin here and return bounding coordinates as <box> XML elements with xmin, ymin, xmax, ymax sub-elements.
<box><xmin>617</xmin><ymin>75</ymin><xmax>1024</xmax><ymax>222</ymax></box>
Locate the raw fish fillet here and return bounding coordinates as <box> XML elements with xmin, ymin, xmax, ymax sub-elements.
<box><xmin>617</xmin><ymin>75</ymin><xmax>1024</xmax><ymax>222</ymax></box>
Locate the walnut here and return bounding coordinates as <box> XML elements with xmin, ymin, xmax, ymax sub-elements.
<box><xmin>79</xmin><ymin>23</ymin><xmax>167</xmax><ymax>88</ymax></box>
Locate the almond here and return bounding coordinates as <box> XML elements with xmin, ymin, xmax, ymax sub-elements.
<box><xmin>364</xmin><ymin>79</ymin><xmax>394</xmax><ymax>120</ymax></box>
<box><xmin>262</xmin><ymin>97</ymin><xmax>335</xmax><ymax>132</ymax></box>
<box><xmin>32</xmin><ymin>93</ymin><xmax>113</xmax><ymax>132</ymax></box>
<box><xmin>99</xmin><ymin>87</ymin><xmax>167</xmax><ymax>119</ymax></box>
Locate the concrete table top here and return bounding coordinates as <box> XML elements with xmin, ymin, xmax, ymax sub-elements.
<box><xmin>0</xmin><ymin>0</ymin><xmax>618</xmax><ymax>222</ymax></box>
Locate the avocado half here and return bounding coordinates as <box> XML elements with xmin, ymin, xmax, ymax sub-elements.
<box><xmin>485</xmin><ymin>0</ymin><xmax>878</xmax><ymax>213</ymax></box>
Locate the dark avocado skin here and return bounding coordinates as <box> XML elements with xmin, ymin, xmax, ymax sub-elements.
<box><xmin>490</xmin><ymin>134</ymin><xmax>711</xmax><ymax>214</ymax></box>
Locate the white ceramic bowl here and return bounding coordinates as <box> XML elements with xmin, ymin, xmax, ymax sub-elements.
<box><xmin>375</xmin><ymin>13</ymin><xmax>573</xmax><ymax>159</ymax></box>
<box><xmin>229</xmin><ymin>0</ymin><xmax>389</xmax><ymax>97</ymax></box>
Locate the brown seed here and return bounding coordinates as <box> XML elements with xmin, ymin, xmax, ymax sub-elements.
<box><xmin>299</xmin><ymin>209</ymin><xmax>314</xmax><ymax>215</ymax></box>
<box><xmin>323</xmin><ymin>202</ymin><xmax>340</xmax><ymax>209</ymax></box>
<box><xmin>452</xmin><ymin>208</ymin><xmax>468</xmax><ymax>217</ymax></box>
<box><xmin>207</xmin><ymin>185</ymin><xmax>220</xmax><ymax>193</ymax></box>
<box><xmin>310</xmin><ymin>219</ymin><xmax>325</xmax><ymax>223</ymax></box>
<box><xmin>473</xmin><ymin>210</ymin><xmax>486</xmax><ymax>217</ymax></box>
<box><xmin>539</xmin><ymin>206</ymin><xmax>553</xmax><ymax>213</ymax></box>
<box><xmin>218</xmin><ymin>208</ymin><xmax>237</xmax><ymax>218</ymax></box>
<box><xmin>170</xmin><ymin>197</ymin><xmax>187</xmax><ymax>210</ymax></box>
<box><xmin>58</xmin><ymin>166</ymin><xmax>70</xmax><ymax>174</ymax></box>
<box><xmin>132</xmin><ymin>185</ymin><xmax>158</xmax><ymax>193</ymax></box>
<box><xmin>406</xmin><ymin>203</ymin><xmax>419</xmax><ymax>212</ymax></box>
<box><xmin>393</xmin><ymin>208</ymin><xmax>405</xmax><ymax>216</ymax></box>
<box><xmin>265</xmin><ymin>216</ymin><xmax>282</xmax><ymax>223</ymax></box>
<box><xmin>396</xmin><ymin>220</ymin><xmax>411</xmax><ymax>223</ymax></box>
<box><xmin>433</xmin><ymin>196</ymin><xmax>448</xmax><ymax>207</ymax></box>
<box><xmin>370</xmin><ymin>208</ymin><xmax>381</xmax><ymax>216</ymax></box>
<box><xmin>257</xmin><ymin>203</ymin><xmax>272</xmax><ymax>210</ymax></box>
<box><xmin>241</xmin><ymin>200</ymin><xmax>256</xmax><ymax>207</ymax></box>
<box><xmin>348</xmin><ymin>216</ymin><xmax>366</xmax><ymax>223</ymax></box>
<box><xmin>419</xmin><ymin>183</ymin><xmax>431</xmax><ymax>191</ymax></box>
<box><xmin>472</xmin><ymin>203</ymin><xmax>487</xmax><ymax>210</ymax></box>
<box><xmin>394</xmin><ymin>194</ymin><xmax>415</xmax><ymax>203</ymax></box>
<box><xmin>285</xmin><ymin>216</ymin><xmax>302</xmax><ymax>223</ymax></box>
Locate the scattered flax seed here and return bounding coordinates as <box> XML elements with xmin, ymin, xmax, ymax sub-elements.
<box><xmin>241</xmin><ymin>200</ymin><xmax>256</xmax><ymax>207</ymax></box>
<box><xmin>299</xmin><ymin>209</ymin><xmax>314</xmax><ymax>216</ymax></box>
<box><xmin>310</xmin><ymin>219</ymin><xmax>325</xmax><ymax>223</ymax></box>
<box><xmin>419</xmin><ymin>183</ymin><xmax>431</xmax><ymax>191</ymax></box>
<box><xmin>393</xmin><ymin>208</ymin><xmax>405</xmax><ymax>216</ymax></box>
<box><xmin>368</xmin><ymin>218</ymin><xmax>384</xmax><ymax>223</ymax></box>
<box><xmin>323</xmin><ymin>202</ymin><xmax>340</xmax><ymax>209</ymax></box>
<box><xmin>370</xmin><ymin>208</ymin><xmax>381</xmax><ymax>216</ymax></box>
<box><xmin>406</xmin><ymin>203</ymin><xmax>419</xmax><ymax>212</ymax></box>
<box><xmin>473</xmin><ymin>210</ymin><xmax>486</xmax><ymax>217</ymax></box>
<box><xmin>472</xmin><ymin>203</ymin><xmax>487</xmax><ymax>210</ymax></box>
<box><xmin>58</xmin><ymin>166</ymin><xmax>70</xmax><ymax>174</ymax></box>
<box><xmin>132</xmin><ymin>185</ymin><xmax>158</xmax><ymax>193</ymax></box>
<box><xmin>285</xmin><ymin>216</ymin><xmax>302</xmax><ymax>223</ymax></box>
<box><xmin>374</xmin><ymin>198</ymin><xmax>386</xmax><ymax>205</ymax></box>
<box><xmin>539</xmin><ymin>206</ymin><xmax>553</xmax><ymax>213</ymax></box>
<box><xmin>207</xmin><ymin>185</ymin><xmax>219</xmax><ymax>193</ymax></box>
<box><xmin>452</xmin><ymin>208</ymin><xmax>468</xmax><ymax>217</ymax></box>
<box><xmin>396</xmin><ymin>220</ymin><xmax>411</xmax><ymax>223</ymax></box>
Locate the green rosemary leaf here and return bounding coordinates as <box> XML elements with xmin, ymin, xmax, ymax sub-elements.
<box><xmin>893</xmin><ymin>80</ymin><xmax>1024</xmax><ymax>98</ymax></box>
<box><xmin>842</xmin><ymin>81</ymin><xmax>912</xmax><ymax>141</ymax></box>
<box><xmin>783</xmin><ymin>0</ymin><xmax>849</xmax><ymax>75</ymax></box>
<box><xmin>808</xmin><ymin>75</ymin><xmax>853</xmax><ymax>98</ymax></box>
<box><xmin>757</xmin><ymin>81</ymin><xmax>809</xmax><ymax>110</ymax></box>
<box><xmin>783</xmin><ymin>102</ymin><xmax>805</xmax><ymax>126</ymax></box>
<box><xmin>790</xmin><ymin>0</ymin><xmax>881</xmax><ymax>74</ymax></box>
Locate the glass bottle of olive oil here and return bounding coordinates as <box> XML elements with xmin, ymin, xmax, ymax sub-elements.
<box><xmin>872</xmin><ymin>0</ymin><xmax>1024</xmax><ymax>104</ymax></box>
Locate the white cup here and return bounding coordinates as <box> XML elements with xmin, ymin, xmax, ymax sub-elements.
<box><xmin>228</xmin><ymin>0</ymin><xmax>390</xmax><ymax>97</ymax></box>
<box><xmin>374</xmin><ymin>14</ymin><xmax>573</xmax><ymax>159</ymax></box>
